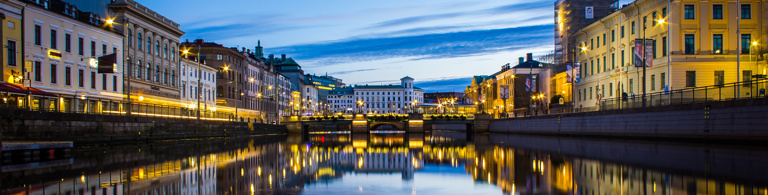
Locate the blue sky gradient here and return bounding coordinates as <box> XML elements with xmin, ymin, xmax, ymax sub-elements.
<box><xmin>135</xmin><ymin>0</ymin><xmax>632</xmax><ymax>92</ymax></box>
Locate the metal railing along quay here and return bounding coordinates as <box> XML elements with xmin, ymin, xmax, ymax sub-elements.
<box><xmin>0</xmin><ymin>97</ymin><xmax>235</xmax><ymax>121</ymax></box>
<box><xmin>599</xmin><ymin>78</ymin><xmax>768</xmax><ymax>111</ymax></box>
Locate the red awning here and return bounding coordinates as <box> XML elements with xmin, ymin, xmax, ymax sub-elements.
<box><xmin>0</xmin><ymin>82</ymin><xmax>58</xmax><ymax>97</ymax></box>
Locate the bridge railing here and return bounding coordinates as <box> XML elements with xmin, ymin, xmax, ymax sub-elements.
<box><xmin>599</xmin><ymin>78</ymin><xmax>768</xmax><ymax>111</ymax></box>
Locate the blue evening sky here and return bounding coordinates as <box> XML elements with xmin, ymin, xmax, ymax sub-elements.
<box><xmin>136</xmin><ymin>0</ymin><xmax>636</xmax><ymax>92</ymax></box>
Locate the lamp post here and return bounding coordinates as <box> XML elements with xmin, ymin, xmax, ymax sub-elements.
<box><xmin>640</xmin><ymin>16</ymin><xmax>665</xmax><ymax>107</ymax></box>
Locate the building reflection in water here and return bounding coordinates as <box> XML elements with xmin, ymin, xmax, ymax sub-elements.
<box><xmin>3</xmin><ymin>133</ymin><xmax>768</xmax><ymax>195</ymax></box>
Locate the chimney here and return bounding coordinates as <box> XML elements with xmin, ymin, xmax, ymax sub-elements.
<box><xmin>526</xmin><ymin>53</ymin><xmax>533</xmax><ymax>62</ymax></box>
<box><xmin>242</xmin><ymin>47</ymin><xmax>246</xmax><ymax>53</ymax></box>
<box><xmin>247</xmin><ymin>49</ymin><xmax>251</xmax><ymax>54</ymax></box>
<box><xmin>281</xmin><ymin>54</ymin><xmax>286</xmax><ymax>61</ymax></box>
<box><xmin>519</xmin><ymin>57</ymin><xmax>524</xmax><ymax>64</ymax></box>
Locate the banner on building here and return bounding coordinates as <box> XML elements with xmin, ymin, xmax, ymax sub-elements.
<box><xmin>526</xmin><ymin>75</ymin><xmax>537</xmax><ymax>92</ymax></box>
<box><xmin>500</xmin><ymin>85</ymin><xmax>510</xmax><ymax>99</ymax></box>
<box><xmin>585</xmin><ymin>6</ymin><xmax>594</xmax><ymax>19</ymax></box>
<box><xmin>634</xmin><ymin>39</ymin><xmax>654</xmax><ymax>67</ymax></box>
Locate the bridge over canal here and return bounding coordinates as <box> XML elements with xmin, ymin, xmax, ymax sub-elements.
<box><xmin>283</xmin><ymin>114</ymin><xmax>491</xmax><ymax>135</ymax></box>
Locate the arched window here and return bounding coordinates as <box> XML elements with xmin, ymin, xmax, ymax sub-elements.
<box><xmin>155</xmin><ymin>40</ymin><xmax>160</xmax><ymax>56</ymax></box>
<box><xmin>163</xmin><ymin>43</ymin><xmax>168</xmax><ymax>59</ymax></box>
<box><xmin>146</xmin><ymin>62</ymin><xmax>151</xmax><ymax>80</ymax></box>
<box><xmin>127</xmin><ymin>29</ymin><xmax>132</xmax><ymax>47</ymax></box>
<box><xmin>217</xmin><ymin>86</ymin><xmax>223</xmax><ymax>97</ymax></box>
<box><xmin>171</xmin><ymin>70</ymin><xmax>175</xmax><ymax>86</ymax></box>
<box><xmin>137</xmin><ymin>33</ymin><xmax>142</xmax><ymax>50</ymax></box>
<box><xmin>171</xmin><ymin>47</ymin><xmax>176</xmax><ymax>61</ymax></box>
<box><xmin>163</xmin><ymin>68</ymin><xmax>168</xmax><ymax>84</ymax></box>
<box><xmin>146</xmin><ymin>36</ymin><xmax>151</xmax><ymax>52</ymax></box>
<box><xmin>155</xmin><ymin>65</ymin><xmax>159</xmax><ymax>82</ymax></box>
<box><xmin>136</xmin><ymin>60</ymin><xmax>142</xmax><ymax>78</ymax></box>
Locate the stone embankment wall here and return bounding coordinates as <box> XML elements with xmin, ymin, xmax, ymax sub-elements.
<box><xmin>0</xmin><ymin>109</ymin><xmax>287</xmax><ymax>143</ymax></box>
<box><xmin>489</xmin><ymin>98</ymin><xmax>768</xmax><ymax>141</ymax></box>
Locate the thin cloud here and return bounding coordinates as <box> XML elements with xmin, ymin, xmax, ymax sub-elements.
<box><xmin>270</xmin><ymin>24</ymin><xmax>554</xmax><ymax>65</ymax></box>
<box><xmin>329</xmin><ymin>68</ymin><xmax>381</xmax><ymax>75</ymax></box>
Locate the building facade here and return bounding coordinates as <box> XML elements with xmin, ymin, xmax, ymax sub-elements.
<box><xmin>1</xmin><ymin>0</ymin><xmax>22</xmax><ymax>85</ymax></box>
<box><xmin>179</xmin><ymin>56</ymin><xmax>216</xmax><ymax>114</ymax></box>
<box><xmin>327</xmin><ymin>86</ymin><xmax>354</xmax><ymax>114</ymax></box>
<box><xmin>109</xmin><ymin>0</ymin><xmax>183</xmax><ymax>107</ymax></box>
<box><xmin>21</xmin><ymin>0</ymin><xmax>124</xmax><ymax>112</ymax></box>
<box><xmin>351</xmin><ymin>76</ymin><xmax>424</xmax><ymax>114</ymax></box>
<box><xmin>573</xmin><ymin>0</ymin><xmax>766</xmax><ymax>110</ymax></box>
<box><xmin>555</xmin><ymin>0</ymin><xmax>619</xmax><ymax>65</ymax></box>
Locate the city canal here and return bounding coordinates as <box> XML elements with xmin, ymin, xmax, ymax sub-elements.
<box><xmin>3</xmin><ymin>132</ymin><xmax>768</xmax><ymax>195</ymax></box>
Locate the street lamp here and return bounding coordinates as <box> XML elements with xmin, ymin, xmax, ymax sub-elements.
<box><xmin>639</xmin><ymin>15</ymin><xmax>666</xmax><ymax>107</ymax></box>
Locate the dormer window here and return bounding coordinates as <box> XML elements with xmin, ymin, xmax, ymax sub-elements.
<box><xmin>70</xmin><ymin>6</ymin><xmax>77</xmax><ymax>18</ymax></box>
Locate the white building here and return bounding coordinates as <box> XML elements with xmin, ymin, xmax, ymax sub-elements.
<box><xmin>330</xmin><ymin>76</ymin><xmax>424</xmax><ymax>114</ymax></box>
<box><xmin>303</xmin><ymin>81</ymin><xmax>318</xmax><ymax>115</ymax></box>
<box><xmin>327</xmin><ymin>86</ymin><xmax>354</xmax><ymax>114</ymax></box>
<box><xmin>21</xmin><ymin>0</ymin><xmax>124</xmax><ymax>112</ymax></box>
<box><xmin>179</xmin><ymin>57</ymin><xmax>216</xmax><ymax>113</ymax></box>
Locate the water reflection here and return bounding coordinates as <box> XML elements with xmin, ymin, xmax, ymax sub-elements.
<box><xmin>3</xmin><ymin>133</ymin><xmax>768</xmax><ymax>195</ymax></box>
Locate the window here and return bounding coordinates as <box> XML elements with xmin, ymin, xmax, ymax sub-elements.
<box><xmin>651</xmin><ymin>74</ymin><xmax>656</xmax><ymax>90</ymax></box>
<box><xmin>7</xmin><ymin>40</ymin><xmax>16</xmax><ymax>66</ymax></box>
<box><xmin>34</xmin><ymin>25</ymin><xmax>41</xmax><ymax>45</ymax></box>
<box><xmin>102</xmin><ymin>44</ymin><xmax>106</xmax><ymax>54</ymax></box>
<box><xmin>127</xmin><ymin>29</ymin><xmax>132</xmax><ymax>46</ymax></box>
<box><xmin>91</xmin><ymin>71</ymin><xmax>96</xmax><ymax>89</ymax></box>
<box><xmin>685</xmin><ymin>34</ymin><xmax>695</xmax><ymax>54</ymax></box>
<box><xmin>603</xmin><ymin>56</ymin><xmax>606</xmax><ymax>72</ymax></box>
<box><xmin>65</xmin><ymin>34</ymin><xmax>71</xmax><ymax>52</ymax></box>
<box><xmin>34</xmin><ymin>61</ymin><xmax>41</xmax><ymax>82</ymax></box>
<box><xmin>652</xmin><ymin>39</ymin><xmax>657</xmax><ymax>58</ymax></box>
<box><xmin>147</xmin><ymin>36</ymin><xmax>151</xmax><ymax>52</ymax></box>
<box><xmin>65</xmin><ymin>67</ymin><xmax>71</xmax><ymax>85</ymax></box>
<box><xmin>611</xmin><ymin>30</ymin><xmax>615</xmax><ymax>42</ymax></box>
<box><xmin>714</xmin><ymin>70</ymin><xmax>724</xmax><ymax>86</ymax></box>
<box><xmin>102</xmin><ymin>74</ymin><xmax>107</xmax><ymax>90</ymax></box>
<box><xmin>596</xmin><ymin>58</ymin><xmax>600</xmax><ymax>73</ymax></box>
<box><xmin>590</xmin><ymin>60</ymin><xmax>594</xmax><ymax>75</ymax></box>
<box><xmin>589</xmin><ymin>87</ymin><xmax>593</xmax><ymax>99</ymax></box>
<box><xmin>652</xmin><ymin>12</ymin><xmax>657</xmax><ymax>26</ymax></box>
<box><xmin>611</xmin><ymin>53</ymin><xmax>615</xmax><ymax>69</ymax></box>
<box><xmin>50</xmin><ymin>29</ymin><xmax>57</xmax><ymax>49</ymax></box>
<box><xmin>743</xmin><ymin>70</ymin><xmax>753</xmax><ymax>86</ymax></box>
<box><xmin>590</xmin><ymin>39</ymin><xmax>593</xmax><ymax>50</ymax></box>
<box><xmin>163</xmin><ymin>43</ymin><xmax>168</xmax><ymax>58</ymax></box>
<box><xmin>155</xmin><ymin>66</ymin><xmax>159</xmax><ymax>82</ymax></box>
<box><xmin>631</xmin><ymin>21</ymin><xmax>635</xmax><ymax>34</ymax></box>
<box><xmin>217</xmin><ymin>55</ymin><xmax>223</xmax><ymax>60</ymax></box>
<box><xmin>661</xmin><ymin>73</ymin><xmax>666</xmax><ymax>91</ymax></box>
<box><xmin>78</xmin><ymin>37</ymin><xmax>84</xmax><ymax>55</ymax></box>
<box><xmin>602</xmin><ymin>33</ymin><xmax>606</xmax><ymax>45</ymax></box>
<box><xmin>684</xmin><ymin>5</ymin><xmax>695</xmax><ymax>19</ymax></box>
<box><xmin>113</xmin><ymin>75</ymin><xmax>117</xmax><ymax>91</ymax></box>
<box><xmin>136</xmin><ymin>60</ymin><xmax>142</xmax><ymax>78</ymax></box>
<box><xmin>609</xmin><ymin>83</ymin><xmax>613</xmax><ymax>96</ymax></box>
<box><xmin>741</xmin><ymin>34</ymin><xmax>751</xmax><ymax>54</ymax></box>
<box><xmin>629</xmin><ymin>79</ymin><xmax>634</xmax><ymax>93</ymax></box>
<box><xmin>686</xmin><ymin>71</ymin><xmax>696</xmax><ymax>87</ymax></box>
<box><xmin>146</xmin><ymin>62</ymin><xmax>151</xmax><ymax>80</ymax></box>
<box><xmin>713</xmin><ymin>34</ymin><xmax>723</xmax><ymax>54</ymax></box>
<box><xmin>78</xmin><ymin>69</ymin><xmax>84</xmax><ymax>87</ymax></box>
<box><xmin>662</xmin><ymin>37</ymin><xmax>667</xmax><ymax>56</ymax></box>
<box><xmin>50</xmin><ymin>63</ymin><xmax>56</xmax><ymax>84</ymax></box>
<box><xmin>596</xmin><ymin>36</ymin><xmax>600</xmax><ymax>48</ymax></box>
<box><xmin>662</xmin><ymin>7</ymin><xmax>667</xmax><ymax>18</ymax></box>
<box><xmin>741</xmin><ymin>4</ymin><xmax>751</xmax><ymax>19</ymax></box>
<box><xmin>620</xmin><ymin>26</ymin><xmax>625</xmax><ymax>38</ymax></box>
<box><xmin>155</xmin><ymin>40</ymin><xmax>160</xmax><ymax>56</ymax></box>
<box><xmin>712</xmin><ymin>5</ymin><xmax>723</xmax><ymax>19</ymax></box>
<box><xmin>137</xmin><ymin>33</ymin><xmax>142</xmax><ymax>50</ymax></box>
<box><xmin>621</xmin><ymin>50</ymin><xmax>625</xmax><ymax>67</ymax></box>
<box><xmin>90</xmin><ymin>41</ymin><xmax>96</xmax><ymax>56</ymax></box>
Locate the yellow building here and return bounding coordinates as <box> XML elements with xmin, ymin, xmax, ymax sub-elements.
<box><xmin>1</xmin><ymin>0</ymin><xmax>23</xmax><ymax>84</ymax></box>
<box><xmin>574</xmin><ymin>0</ymin><xmax>765</xmax><ymax>110</ymax></box>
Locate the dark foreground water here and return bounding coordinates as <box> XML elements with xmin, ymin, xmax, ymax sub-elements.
<box><xmin>3</xmin><ymin>131</ymin><xmax>768</xmax><ymax>195</ymax></box>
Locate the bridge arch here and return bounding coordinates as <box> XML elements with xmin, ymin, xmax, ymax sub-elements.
<box><xmin>369</xmin><ymin>121</ymin><xmax>406</xmax><ymax>130</ymax></box>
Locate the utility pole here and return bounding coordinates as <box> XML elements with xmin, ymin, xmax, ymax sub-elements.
<box><xmin>196</xmin><ymin>45</ymin><xmax>201</xmax><ymax>121</ymax></box>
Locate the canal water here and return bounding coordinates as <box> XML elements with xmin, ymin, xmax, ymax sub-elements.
<box><xmin>3</xmin><ymin>131</ymin><xmax>768</xmax><ymax>195</ymax></box>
